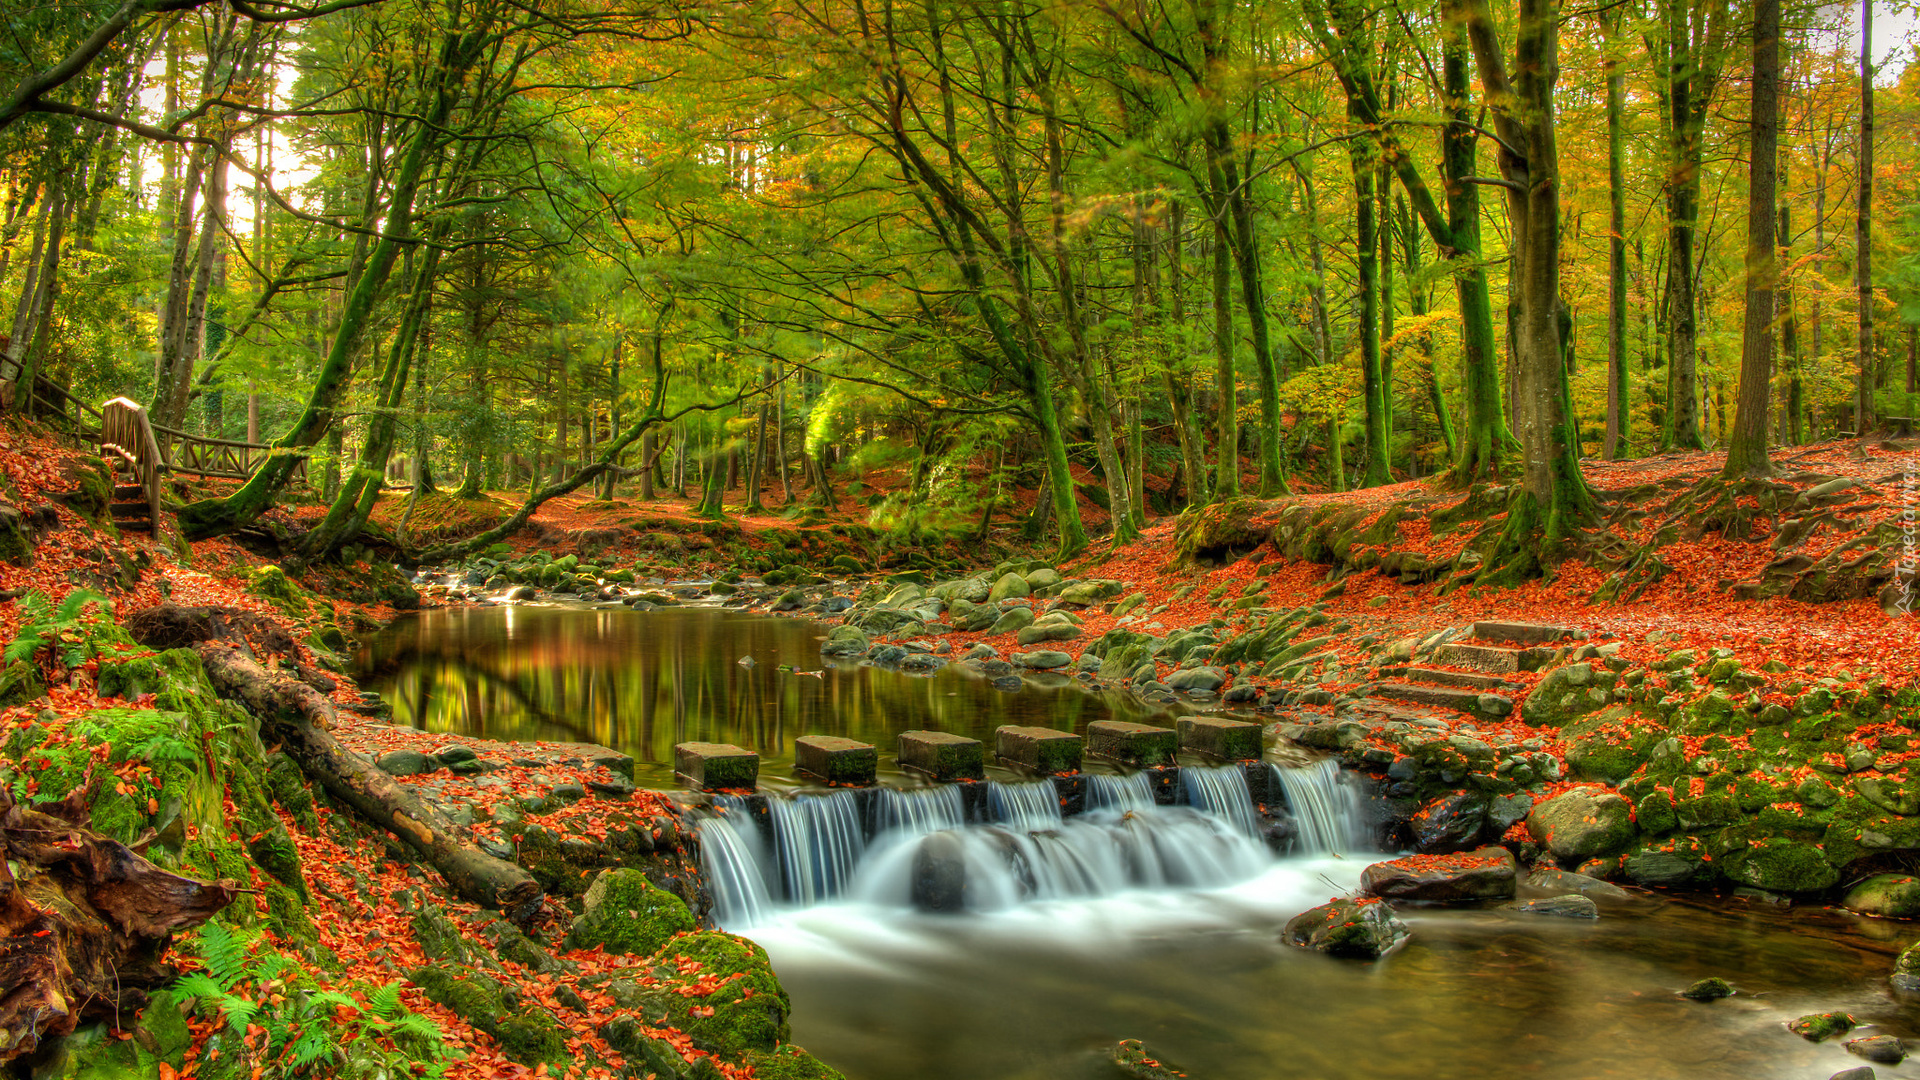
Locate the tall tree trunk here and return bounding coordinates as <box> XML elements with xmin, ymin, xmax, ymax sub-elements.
<box><xmin>1779</xmin><ymin>205</ymin><xmax>1804</xmax><ymax>445</ymax></box>
<box><xmin>1724</xmin><ymin>0</ymin><xmax>1778</xmax><ymax>478</ymax></box>
<box><xmin>1855</xmin><ymin>0</ymin><xmax>1874</xmax><ymax>435</ymax></box>
<box><xmin>1348</xmin><ymin>110</ymin><xmax>1388</xmax><ymax>488</ymax></box>
<box><xmin>1209</xmin><ymin>213</ymin><xmax>1239</xmax><ymax>500</ymax></box>
<box><xmin>1604</xmin><ymin>9</ymin><xmax>1631</xmax><ymax>460</ymax></box>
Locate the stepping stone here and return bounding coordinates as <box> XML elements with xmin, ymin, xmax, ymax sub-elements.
<box><xmin>1470</xmin><ymin>620</ymin><xmax>1581</xmax><ymax>646</ymax></box>
<box><xmin>674</xmin><ymin>742</ymin><xmax>758</xmax><ymax>791</ymax></box>
<box><xmin>1432</xmin><ymin>642</ymin><xmax>1524</xmax><ymax>673</ymax></box>
<box><xmin>995</xmin><ymin>725</ymin><xmax>1083</xmax><ymax>773</ymax></box>
<box><xmin>795</xmin><ymin>735</ymin><xmax>877</xmax><ymax>786</ymax></box>
<box><xmin>1378</xmin><ymin>665</ymin><xmax>1513</xmax><ymax>691</ymax></box>
<box><xmin>1372</xmin><ymin>681</ymin><xmax>1513</xmax><ymax>720</ymax></box>
<box><xmin>1086</xmin><ymin>720</ymin><xmax>1178</xmax><ymax>767</ymax></box>
<box><xmin>1176</xmin><ymin>716</ymin><xmax>1264</xmax><ymax>761</ymax></box>
<box><xmin>898</xmin><ymin>730</ymin><xmax>984</xmax><ymax>781</ymax></box>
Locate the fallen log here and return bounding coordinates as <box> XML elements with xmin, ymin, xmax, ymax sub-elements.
<box><xmin>191</xmin><ymin>643</ymin><xmax>542</xmax><ymax>918</ymax></box>
<box><xmin>0</xmin><ymin>783</ymin><xmax>241</xmax><ymax>1063</ymax></box>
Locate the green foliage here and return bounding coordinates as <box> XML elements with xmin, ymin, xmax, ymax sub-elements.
<box><xmin>4</xmin><ymin>589</ymin><xmax>114</xmax><ymax>669</ymax></box>
<box><xmin>175</xmin><ymin>923</ymin><xmax>456</xmax><ymax>1079</ymax></box>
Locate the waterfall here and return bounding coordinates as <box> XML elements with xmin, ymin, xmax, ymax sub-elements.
<box><xmin>1084</xmin><ymin>772</ymin><xmax>1155</xmax><ymax>812</ymax></box>
<box><xmin>699</xmin><ymin>802</ymin><xmax>774</xmax><ymax>927</ymax></box>
<box><xmin>768</xmin><ymin>791</ymin><xmax>866</xmax><ymax>905</ymax></box>
<box><xmin>987</xmin><ymin>781</ymin><xmax>1063</xmax><ymax>830</ymax></box>
<box><xmin>856</xmin><ymin>806</ymin><xmax>1269</xmax><ymax>912</ymax></box>
<box><xmin>874</xmin><ymin>785</ymin><xmax>966</xmax><ymax>836</ymax></box>
<box><xmin>1272</xmin><ymin>759</ymin><xmax>1368</xmax><ymax>856</ymax></box>
<box><xmin>1180</xmin><ymin>765</ymin><xmax>1259</xmax><ymax>838</ymax></box>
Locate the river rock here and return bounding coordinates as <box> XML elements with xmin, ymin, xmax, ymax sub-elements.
<box><xmin>1528</xmin><ymin>787</ymin><xmax>1636</xmax><ymax>861</ymax></box>
<box><xmin>1623</xmin><ymin>843</ymin><xmax>1711</xmax><ymax>888</ymax></box>
<box><xmin>1844</xmin><ymin>874</ymin><xmax>1920</xmax><ymax>917</ymax></box>
<box><xmin>504</xmin><ymin>585</ymin><xmax>537</xmax><ymax>601</ymax></box>
<box><xmin>1847</xmin><ymin>1036</ymin><xmax>1907</xmax><ymax>1064</ymax></box>
<box><xmin>1830</xmin><ymin>1069</ymin><xmax>1878</xmax><ymax>1080</ymax></box>
<box><xmin>820</xmin><ymin>625</ymin><xmax>870</xmax><ymax>658</ymax></box>
<box><xmin>1788</xmin><ymin>1012</ymin><xmax>1857</xmax><ymax>1042</ymax></box>
<box><xmin>1109</xmin><ymin>1039</ymin><xmax>1188</xmax><ymax>1080</ymax></box>
<box><xmin>963</xmin><ymin>643</ymin><xmax>999</xmax><ymax>660</ymax></box>
<box><xmin>1506</xmin><ymin>895</ymin><xmax>1599</xmax><ymax>918</ymax></box>
<box><xmin>1525</xmin><ymin>868</ymin><xmax>1633</xmax><ymax>903</ymax></box>
<box><xmin>987</xmin><ymin>572</ymin><xmax>1031</xmax><ymax>603</ymax></box>
<box><xmin>912</xmin><ymin>832</ymin><xmax>968</xmax><ymax>912</ymax></box>
<box><xmin>1681</xmin><ymin>977</ymin><xmax>1734</xmax><ymax>1001</ymax></box>
<box><xmin>1283</xmin><ymin>897</ymin><xmax>1410</xmax><ymax>959</ymax></box>
<box><xmin>1012</xmin><ymin>650</ymin><xmax>1072</xmax><ymax>670</ymax></box>
<box><xmin>1360</xmin><ymin>848</ymin><xmax>1517</xmax><ymax>902</ymax></box>
<box><xmin>1023</xmin><ymin>567</ymin><xmax>1062</xmax><ymax>592</ymax></box>
<box><xmin>1411</xmin><ymin>793</ymin><xmax>1489</xmax><ymax>852</ymax></box>
<box><xmin>1891</xmin><ymin>940</ymin><xmax>1920</xmax><ymax>992</ymax></box>
<box><xmin>376</xmin><ymin>749</ymin><xmax>437</xmax><ymax>776</ymax></box>
<box><xmin>1058</xmin><ymin>579</ymin><xmax>1123</xmax><ymax>606</ymax></box>
<box><xmin>1016</xmin><ymin>622</ymin><xmax>1082</xmax><ymax>645</ymax></box>
<box><xmin>1165</xmin><ymin>666</ymin><xmax>1227</xmax><ymax>693</ymax></box>
<box><xmin>989</xmin><ymin>607</ymin><xmax>1036</xmax><ymax>635</ymax></box>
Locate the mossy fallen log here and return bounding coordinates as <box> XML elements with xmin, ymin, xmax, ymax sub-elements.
<box><xmin>190</xmin><ymin>643</ymin><xmax>542</xmax><ymax>917</ymax></box>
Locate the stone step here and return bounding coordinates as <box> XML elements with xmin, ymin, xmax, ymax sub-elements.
<box><xmin>994</xmin><ymin>725</ymin><xmax>1082</xmax><ymax>773</ymax></box>
<box><xmin>113</xmin><ymin>484</ymin><xmax>145</xmax><ymax>500</ymax></box>
<box><xmin>1085</xmin><ymin>720</ymin><xmax>1178</xmax><ymax>767</ymax></box>
<box><xmin>795</xmin><ymin>735</ymin><xmax>876</xmax><ymax>786</ymax></box>
<box><xmin>898</xmin><ymin>730</ymin><xmax>984</xmax><ymax>781</ymax></box>
<box><xmin>1470</xmin><ymin>620</ymin><xmax>1581</xmax><ymax>646</ymax></box>
<box><xmin>1378</xmin><ymin>665</ymin><xmax>1514</xmax><ymax>691</ymax></box>
<box><xmin>1432</xmin><ymin>642</ymin><xmax>1557</xmax><ymax>673</ymax></box>
<box><xmin>1175</xmin><ymin>716</ymin><xmax>1264</xmax><ymax>761</ymax></box>
<box><xmin>1371</xmin><ymin>682</ymin><xmax>1513</xmax><ymax>721</ymax></box>
<box><xmin>673</xmin><ymin>742</ymin><xmax>758</xmax><ymax>791</ymax></box>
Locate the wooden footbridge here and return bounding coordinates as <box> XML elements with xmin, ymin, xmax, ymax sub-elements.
<box><xmin>27</xmin><ymin>380</ymin><xmax>305</xmax><ymax>533</ymax></box>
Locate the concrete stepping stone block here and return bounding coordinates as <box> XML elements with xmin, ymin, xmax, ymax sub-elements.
<box><xmin>795</xmin><ymin>735</ymin><xmax>877</xmax><ymax>786</ymax></box>
<box><xmin>1086</xmin><ymin>720</ymin><xmax>1178</xmax><ymax>767</ymax></box>
<box><xmin>1176</xmin><ymin>716</ymin><xmax>1264</xmax><ymax>761</ymax></box>
<box><xmin>674</xmin><ymin>742</ymin><xmax>758</xmax><ymax>791</ymax></box>
<box><xmin>898</xmin><ymin>730</ymin><xmax>984</xmax><ymax>781</ymax></box>
<box><xmin>995</xmin><ymin>725</ymin><xmax>1083</xmax><ymax>773</ymax></box>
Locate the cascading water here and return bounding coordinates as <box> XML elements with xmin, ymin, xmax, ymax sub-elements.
<box><xmin>698</xmin><ymin>799</ymin><xmax>774</xmax><ymax>927</ymax></box>
<box><xmin>768</xmin><ymin>790</ymin><xmax>866</xmax><ymax>905</ymax></box>
<box><xmin>987</xmin><ymin>781</ymin><xmax>1063</xmax><ymax>830</ymax></box>
<box><xmin>1180</xmin><ymin>765</ymin><xmax>1260</xmax><ymax>838</ymax></box>
<box><xmin>1084</xmin><ymin>771</ymin><xmax>1155</xmax><ymax>812</ymax></box>
<box><xmin>1272</xmin><ymin>759</ymin><xmax>1369</xmax><ymax>856</ymax></box>
<box><xmin>874</xmin><ymin>784</ymin><xmax>966</xmax><ymax>836</ymax></box>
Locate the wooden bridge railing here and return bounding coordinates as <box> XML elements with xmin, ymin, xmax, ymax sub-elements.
<box><xmin>27</xmin><ymin>379</ymin><xmax>307</xmax><ymax>487</ymax></box>
<box><xmin>100</xmin><ymin>397</ymin><xmax>164</xmax><ymax>528</ymax></box>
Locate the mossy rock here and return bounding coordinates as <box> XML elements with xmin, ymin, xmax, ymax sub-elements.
<box><xmin>1844</xmin><ymin>874</ymin><xmax>1920</xmax><ymax>918</ymax></box>
<box><xmin>565</xmin><ymin>868</ymin><xmax>696</xmax><ymax>955</ymax></box>
<box><xmin>0</xmin><ymin>659</ymin><xmax>45</xmax><ymax>707</ymax></box>
<box><xmin>1174</xmin><ymin>496</ymin><xmax>1268</xmax><ymax>564</ymax></box>
<box><xmin>409</xmin><ymin>962</ymin><xmax>570</xmax><ymax>1066</ymax></box>
<box><xmin>1564</xmin><ymin>716</ymin><xmax>1655</xmax><ymax>783</ymax></box>
<box><xmin>741</xmin><ymin>1045</ymin><xmax>847</xmax><ymax>1080</ymax></box>
<box><xmin>1724</xmin><ymin>839</ymin><xmax>1838</xmax><ymax>894</ymax></box>
<box><xmin>245</xmin><ymin>564</ymin><xmax>313</xmax><ymax>619</ymax></box>
<box><xmin>648</xmin><ymin>931</ymin><xmax>791</xmax><ymax>1056</ymax></box>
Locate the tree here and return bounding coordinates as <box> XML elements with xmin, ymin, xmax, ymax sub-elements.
<box><xmin>1722</xmin><ymin>0</ymin><xmax>1778</xmax><ymax>478</ymax></box>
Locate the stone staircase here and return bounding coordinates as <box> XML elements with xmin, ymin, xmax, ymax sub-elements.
<box><xmin>1360</xmin><ymin>621</ymin><xmax>1584</xmax><ymax>724</ymax></box>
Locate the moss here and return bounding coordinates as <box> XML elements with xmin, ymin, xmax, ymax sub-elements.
<box><xmin>413</xmin><ymin>906</ymin><xmax>478</xmax><ymax>964</ymax></box>
<box><xmin>409</xmin><ymin>962</ymin><xmax>511</xmax><ymax>1029</ymax></box>
<box><xmin>1635</xmin><ymin>792</ymin><xmax>1679</xmax><ymax>834</ymax></box>
<box><xmin>495</xmin><ymin>1012</ymin><xmax>571</xmax><ymax>1065</ymax></box>
<box><xmin>1726</xmin><ymin>839</ymin><xmax>1838</xmax><ymax>894</ymax></box>
<box><xmin>263</xmin><ymin>884</ymin><xmax>317</xmax><ymax>945</ymax></box>
<box><xmin>1788</xmin><ymin>1012</ymin><xmax>1856</xmax><ymax>1042</ymax></box>
<box><xmin>245</xmin><ymin>564</ymin><xmax>313</xmax><ymax>620</ymax></box>
<box><xmin>741</xmin><ymin>1045</ymin><xmax>847</xmax><ymax>1080</ymax></box>
<box><xmin>652</xmin><ymin>931</ymin><xmax>791</xmax><ymax>1056</ymax></box>
<box><xmin>565</xmin><ymin>868</ymin><xmax>696</xmax><ymax>955</ymax></box>
<box><xmin>0</xmin><ymin>659</ymin><xmax>44</xmax><ymax>707</ymax></box>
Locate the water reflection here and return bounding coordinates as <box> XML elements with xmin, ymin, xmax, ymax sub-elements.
<box><xmin>353</xmin><ymin>605</ymin><xmax>1181</xmax><ymax>788</ymax></box>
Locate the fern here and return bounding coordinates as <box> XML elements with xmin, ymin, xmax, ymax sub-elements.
<box><xmin>197</xmin><ymin>922</ymin><xmax>255</xmax><ymax>991</ymax></box>
<box><xmin>363</xmin><ymin>982</ymin><xmax>403</xmax><ymax>1020</ymax></box>
<box><xmin>4</xmin><ymin>589</ymin><xmax>113</xmax><ymax>668</ymax></box>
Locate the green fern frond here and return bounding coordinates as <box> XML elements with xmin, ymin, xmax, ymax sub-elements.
<box><xmin>174</xmin><ymin>972</ymin><xmax>226</xmax><ymax>1000</ymax></box>
<box><xmin>364</xmin><ymin>983</ymin><xmax>403</xmax><ymax>1019</ymax></box>
<box><xmin>288</xmin><ymin>1025</ymin><xmax>339</xmax><ymax>1069</ymax></box>
<box><xmin>196</xmin><ymin>922</ymin><xmax>256</xmax><ymax>991</ymax></box>
<box><xmin>55</xmin><ymin>588</ymin><xmax>111</xmax><ymax>622</ymax></box>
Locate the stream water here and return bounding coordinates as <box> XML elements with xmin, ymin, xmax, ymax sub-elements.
<box><xmin>358</xmin><ymin>605</ymin><xmax>1920</xmax><ymax>1080</ymax></box>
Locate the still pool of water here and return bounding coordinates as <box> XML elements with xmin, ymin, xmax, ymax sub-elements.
<box><xmin>357</xmin><ymin>605</ymin><xmax>1920</xmax><ymax>1080</ymax></box>
<box><xmin>353</xmin><ymin>604</ymin><xmax>1187</xmax><ymax>788</ymax></box>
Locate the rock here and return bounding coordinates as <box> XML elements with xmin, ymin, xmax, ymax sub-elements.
<box><xmin>1789</xmin><ymin>1012</ymin><xmax>1857</xmax><ymax>1042</ymax></box>
<box><xmin>1623</xmin><ymin>843</ymin><xmax>1711</xmax><ymax>888</ymax></box>
<box><xmin>1282</xmin><ymin>897</ymin><xmax>1410</xmax><ymax>959</ymax></box>
<box><xmin>376</xmin><ymin>749</ymin><xmax>437</xmax><ymax>776</ymax></box>
<box><xmin>1525</xmin><ymin>868</ymin><xmax>1633</xmax><ymax>903</ymax></box>
<box><xmin>1890</xmin><ymin>940</ymin><xmax>1920</xmax><ymax>992</ymax></box>
<box><xmin>1521</xmin><ymin>663</ymin><xmax>1607</xmax><ymax>727</ymax></box>
<box><xmin>1527</xmin><ymin>787</ymin><xmax>1636</xmax><ymax>862</ymax></box>
<box><xmin>1729</xmin><ymin>839</ymin><xmax>1838</xmax><ymax>894</ymax></box>
<box><xmin>989</xmin><ymin>606</ymin><xmax>1037</xmax><ymax>635</ymax></box>
<box><xmin>912</xmin><ymin>831</ymin><xmax>968</xmax><ymax>911</ymax></box>
<box><xmin>1164</xmin><ymin>666</ymin><xmax>1228</xmax><ymax>692</ymax></box>
<box><xmin>1011</xmin><ymin>650</ymin><xmax>1072</xmax><ymax>669</ymax></box>
<box><xmin>1023</xmin><ymin>567</ymin><xmax>1062</xmax><ymax>592</ymax></box>
<box><xmin>963</xmin><ymin>642</ymin><xmax>1000</xmax><ymax>660</ymax></box>
<box><xmin>1844</xmin><ymin>874</ymin><xmax>1920</xmax><ymax>917</ymax></box>
<box><xmin>1015</xmin><ymin>621</ymin><xmax>1082</xmax><ymax>645</ymax></box>
<box><xmin>1086</xmin><ymin>720</ymin><xmax>1178</xmax><ymax>767</ymax></box>
<box><xmin>1847</xmin><ymin>1036</ymin><xmax>1907</xmax><ymax>1064</ymax></box>
<box><xmin>1411</xmin><ymin>793</ymin><xmax>1489</xmax><ymax>852</ymax></box>
<box><xmin>1506</xmin><ymin>895</ymin><xmax>1599</xmax><ymax>918</ymax></box>
<box><xmin>1829</xmin><ymin>1069</ymin><xmax>1877</xmax><ymax>1080</ymax></box>
<box><xmin>898</xmin><ymin>730</ymin><xmax>984</xmax><ymax>781</ymax></box>
<box><xmin>1058</xmin><ymin>579</ymin><xmax>1124</xmax><ymax>606</ymax></box>
<box><xmin>994</xmin><ymin>725</ymin><xmax>1082</xmax><ymax>773</ymax></box>
<box><xmin>795</xmin><ymin>736</ymin><xmax>877</xmax><ymax>785</ymax></box>
<box><xmin>1680</xmin><ymin>977</ymin><xmax>1734</xmax><ymax>1001</ymax></box>
<box><xmin>1360</xmin><ymin>849</ymin><xmax>1517</xmax><ymax>903</ymax></box>
<box><xmin>505</xmin><ymin>585</ymin><xmax>538</xmax><ymax>601</ymax></box>
<box><xmin>1175</xmin><ymin>715</ymin><xmax>1262</xmax><ymax>760</ymax></box>
<box><xmin>1109</xmin><ymin>1039</ymin><xmax>1190</xmax><ymax>1080</ymax></box>
<box><xmin>564</xmin><ymin>869</ymin><xmax>696</xmax><ymax>955</ymax></box>
<box><xmin>820</xmin><ymin>625</ymin><xmax>870</xmax><ymax>658</ymax></box>
<box><xmin>987</xmin><ymin>572</ymin><xmax>1031</xmax><ymax>603</ymax></box>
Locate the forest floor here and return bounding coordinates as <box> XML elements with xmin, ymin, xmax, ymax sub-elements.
<box><xmin>5</xmin><ymin>413</ymin><xmax>1920</xmax><ymax>1079</ymax></box>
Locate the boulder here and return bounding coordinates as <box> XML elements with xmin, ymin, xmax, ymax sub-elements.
<box><xmin>1680</xmin><ymin>977</ymin><xmax>1734</xmax><ymax>1001</ymax></box>
<box><xmin>820</xmin><ymin>625</ymin><xmax>870</xmax><ymax>658</ymax></box>
<box><xmin>1844</xmin><ymin>874</ymin><xmax>1920</xmax><ymax>918</ymax></box>
<box><xmin>1411</xmin><ymin>793</ymin><xmax>1489</xmax><ymax>852</ymax></box>
<box><xmin>1521</xmin><ymin>663</ymin><xmax>1608</xmax><ymax>728</ymax></box>
<box><xmin>376</xmin><ymin>749</ymin><xmax>437</xmax><ymax>776</ymax></box>
<box><xmin>1789</xmin><ymin>1013</ymin><xmax>1857</xmax><ymax>1042</ymax></box>
<box><xmin>1890</xmin><ymin>940</ymin><xmax>1920</xmax><ymax>992</ymax></box>
<box><xmin>1023</xmin><ymin>567</ymin><xmax>1062</xmax><ymax>592</ymax></box>
<box><xmin>1015</xmin><ymin>622</ymin><xmax>1082</xmax><ymax>646</ymax></box>
<box><xmin>1058</xmin><ymin>579</ymin><xmax>1124</xmax><ymax>606</ymax></box>
<box><xmin>989</xmin><ymin>607</ymin><xmax>1037</xmax><ymax>635</ymax></box>
<box><xmin>1847</xmin><ymin>1036</ymin><xmax>1907</xmax><ymax>1065</ymax></box>
<box><xmin>1525</xmin><ymin>868</ymin><xmax>1633</xmax><ymax>903</ymax></box>
<box><xmin>1282</xmin><ymin>897</ymin><xmax>1410</xmax><ymax>959</ymax></box>
<box><xmin>987</xmin><ymin>573</ymin><xmax>1031</xmax><ymax>603</ymax></box>
<box><xmin>564</xmin><ymin>869</ymin><xmax>697</xmax><ymax>955</ymax></box>
<box><xmin>1527</xmin><ymin>787</ymin><xmax>1636</xmax><ymax>862</ymax></box>
<box><xmin>1011</xmin><ymin>650</ymin><xmax>1072</xmax><ymax>670</ymax></box>
<box><xmin>1360</xmin><ymin>849</ymin><xmax>1517</xmax><ymax>903</ymax></box>
<box><xmin>1164</xmin><ymin>666</ymin><xmax>1227</xmax><ymax>692</ymax></box>
<box><xmin>1728</xmin><ymin>839</ymin><xmax>1838</xmax><ymax>894</ymax></box>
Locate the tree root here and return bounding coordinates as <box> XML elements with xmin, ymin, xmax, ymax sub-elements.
<box><xmin>0</xmin><ymin>782</ymin><xmax>241</xmax><ymax>1063</ymax></box>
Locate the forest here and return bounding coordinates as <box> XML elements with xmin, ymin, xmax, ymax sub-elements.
<box><xmin>2</xmin><ymin>0</ymin><xmax>1913</xmax><ymax>568</ymax></box>
<box><xmin>6</xmin><ymin>2</ymin><xmax>1920</xmax><ymax>1080</ymax></box>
